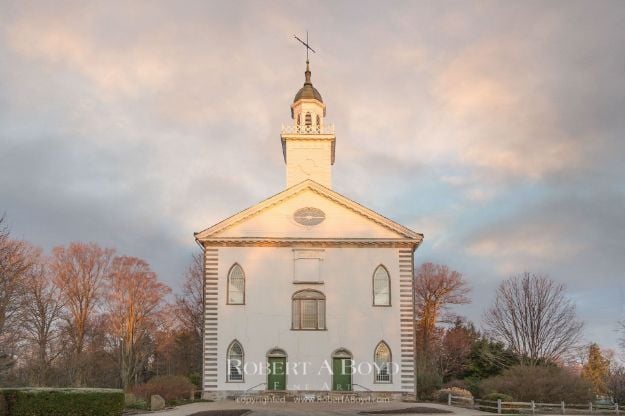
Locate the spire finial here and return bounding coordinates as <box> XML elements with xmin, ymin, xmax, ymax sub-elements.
<box><xmin>305</xmin><ymin>59</ymin><xmax>311</xmax><ymax>84</ymax></box>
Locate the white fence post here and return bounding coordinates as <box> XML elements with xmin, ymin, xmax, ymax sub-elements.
<box><xmin>497</xmin><ymin>399</ymin><xmax>502</xmax><ymax>414</ymax></box>
<box><xmin>531</xmin><ymin>400</ymin><xmax>535</xmax><ymax>415</ymax></box>
<box><xmin>447</xmin><ymin>393</ymin><xmax>451</xmax><ymax>406</ymax></box>
<box><xmin>561</xmin><ymin>401</ymin><xmax>565</xmax><ymax>415</ymax></box>
<box><xmin>589</xmin><ymin>402</ymin><xmax>593</xmax><ymax>414</ymax></box>
<box><xmin>616</xmin><ymin>403</ymin><xmax>619</xmax><ymax>415</ymax></box>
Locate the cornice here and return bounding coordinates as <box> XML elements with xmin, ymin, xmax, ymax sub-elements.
<box><xmin>200</xmin><ymin>237</ymin><xmax>422</xmax><ymax>249</ymax></box>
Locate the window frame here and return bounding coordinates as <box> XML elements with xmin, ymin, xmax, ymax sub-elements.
<box><xmin>291</xmin><ymin>289</ymin><xmax>326</xmax><ymax>330</ymax></box>
<box><xmin>226</xmin><ymin>340</ymin><xmax>245</xmax><ymax>383</ymax></box>
<box><xmin>373</xmin><ymin>341</ymin><xmax>392</xmax><ymax>384</ymax></box>
<box><xmin>372</xmin><ymin>265</ymin><xmax>391</xmax><ymax>307</ymax></box>
<box><xmin>226</xmin><ymin>263</ymin><xmax>245</xmax><ymax>305</ymax></box>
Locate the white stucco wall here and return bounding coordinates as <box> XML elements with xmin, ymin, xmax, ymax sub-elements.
<box><xmin>212</xmin><ymin>246</ymin><xmax>406</xmax><ymax>392</ymax></box>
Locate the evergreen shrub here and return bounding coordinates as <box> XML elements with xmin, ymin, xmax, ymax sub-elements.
<box><xmin>0</xmin><ymin>388</ymin><xmax>124</xmax><ymax>416</ymax></box>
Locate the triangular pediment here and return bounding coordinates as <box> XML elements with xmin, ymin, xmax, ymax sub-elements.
<box><xmin>194</xmin><ymin>180</ymin><xmax>422</xmax><ymax>243</ymax></box>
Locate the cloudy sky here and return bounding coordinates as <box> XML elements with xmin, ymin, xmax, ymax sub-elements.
<box><xmin>1</xmin><ymin>1</ymin><xmax>624</xmax><ymax>352</ymax></box>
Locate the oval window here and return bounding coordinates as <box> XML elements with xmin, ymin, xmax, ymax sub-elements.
<box><xmin>293</xmin><ymin>207</ymin><xmax>326</xmax><ymax>226</ymax></box>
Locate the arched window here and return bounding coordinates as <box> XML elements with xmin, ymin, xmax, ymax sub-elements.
<box><xmin>227</xmin><ymin>340</ymin><xmax>244</xmax><ymax>382</ymax></box>
<box><xmin>316</xmin><ymin>114</ymin><xmax>321</xmax><ymax>129</ymax></box>
<box><xmin>297</xmin><ymin>113</ymin><xmax>301</xmax><ymax>126</ymax></box>
<box><xmin>305</xmin><ymin>112</ymin><xmax>312</xmax><ymax>126</ymax></box>
<box><xmin>373</xmin><ymin>265</ymin><xmax>390</xmax><ymax>306</ymax></box>
<box><xmin>227</xmin><ymin>264</ymin><xmax>245</xmax><ymax>304</ymax></box>
<box><xmin>374</xmin><ymin>341</ymin><xmax>392</xmax><ymax>383</ymax></box>
<box><xmin>292</xmin><ymin>290</ymin><xmax>325</xmax><ymax>330</ymax></box>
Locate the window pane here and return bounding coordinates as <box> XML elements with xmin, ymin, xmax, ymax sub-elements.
<box><xmin>228</xmin><ymin>265</ymin><xmax>245</xmax><ymax>304</ymax></box>
<box><xmin>374</xmin><ymin>292</ymin><xmax>389</xmax><ymax>305</ymax></box>
<box><xmin>301</xmin><ymin>300</ymin><xmax>317</xmax><ymax>329</ymax></box>
<box><xmin>373</xmin><ymin>266</ymin><xmax>390</xmax><ymax>305</ymax></box>
<box><xmin>374</xmin><ymin>342</ymin><xmax>391</xmax><ymax>382</ymax></box>
<box><xmin>317</xmin><ymin>300</ymin><xmax>325</xmax><ymax>329</ymax></box>
<box><xmin>229</xmin><ymin>359</ymin><xmax>243</xmax><ymax>381</ymax></box>
<box><xmin>292</xmin><ymin>299</ymin><xmax>300</xmax><ymax>329</ymax></box>
<box><xmin>228</xmin><ymin>342</ymin><xmax>244</xmax><ymax>381</ymax></box>
<box><xmin>376</xmin><ymin>363</ymin><xmax>390</xmax><ymax>382</ymax></box>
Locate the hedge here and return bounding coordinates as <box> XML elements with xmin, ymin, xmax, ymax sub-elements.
<box><xmin>0</xmin><ymin>388</ymin><xmax>124</xmax><ymax>416</ymax></box>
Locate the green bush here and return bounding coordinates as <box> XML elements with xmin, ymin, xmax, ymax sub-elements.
<box><xmin>0</xmin><ymin>388</ymin><xmax>124</xmax><ymax>416</ymax></box>
<box><xmin>123</xmin><ymin>393</ymin><xmax>147</xmax><ymax>410</ymax></box>
<box><xmin>417</xmin><ymin>370</ymin><xmax>443</xmax><ymax>400</ymax></box>
<box><xmin>131</xmin><ymin>375</ymin><xmax>195</xmax><ymax>403</ymax></box>
<box><xmin>188</xmin><ymin>372</ymin><xmax>201</xmax><ymax>388</ymax></box>
<box><xmin>462</xmin><ymin>376</ymin><xmax>481</xmax><ymax>398</ymax></box>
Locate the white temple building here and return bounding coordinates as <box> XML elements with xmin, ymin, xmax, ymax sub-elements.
<box><xmin>194</xmin><ymin>60</ymin><xmax>423</xmax><ymax>399</ymax></box>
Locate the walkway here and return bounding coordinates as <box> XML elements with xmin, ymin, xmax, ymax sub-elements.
<box><xmin>138</xmin><ymin>400</ymin><xmax>491</xmax><ymax>416</ymax></box>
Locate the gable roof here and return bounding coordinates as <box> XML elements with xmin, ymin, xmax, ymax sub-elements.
<box><xmin>194</xmin><ymin>179</ymin><xmax>423</xmax><ymax>243</ymax></box>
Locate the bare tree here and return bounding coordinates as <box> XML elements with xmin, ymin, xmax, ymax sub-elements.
<box><xmin>414</xmin><ymin>262</ymin><xmax>470</xmax><ymax>366</ymax></box>
<box><xmin>484</xmin><ymin>272</ymin><xmax>583</xmax><ymax>366</ymax></box>
<box><xmin>0</xmin><ymin>216</ymin><xmax>33</xmax><ymax>380</ymax></box>
<box><xmin>51</xmin><ymin>242</ymin><xmax>114</xmax><ymax>386</ymax></box>
<box><xmin>608</xmin><ymin>365</ymin><xmax>625</xmax><ymax>405</ymax></box>
<box><xmin>105</xmin><ymin>256</ymin><xmax>170</xmax><ymax>389</ymax></box>
<box><xmin>21</xmin><ymin>250</ymin><xmax>64</xmax><ymax>386</ymax></box>
<box><xmin>172</xmin><ymin>252</ymin><xmax>204</xmax><ymax>378</ymax></box>
<box><xmin>176</xmin><ymin>252</ymin><xmax>204</xmax><ymax>340</ymax></box>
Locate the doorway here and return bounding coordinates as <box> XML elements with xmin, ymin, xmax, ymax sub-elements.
<box><xmin>332</xmin><ymin>348</ymin><xmax>353</xmax><ymax>391</ymax></box>
<box><xmin>267</xmin><ymin>348</ymin><xmax>287</xmax><ymax>390</ymax></box>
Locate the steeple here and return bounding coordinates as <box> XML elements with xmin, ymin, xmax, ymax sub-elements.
<box><xmin>293</xmin><ymin>60</ymin><xmax>323</xmax><ymax>103</ymax></box>
<box><xmin>281</xmin><ymin>60</ymin><xmax>336</xmax><ymax>189</ymax></box>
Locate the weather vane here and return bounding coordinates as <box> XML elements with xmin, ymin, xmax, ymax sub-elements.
<box><xmin>293</xmin><ymin>31</ymin><xmax>316</xmax><ymax>61</ymax></box>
